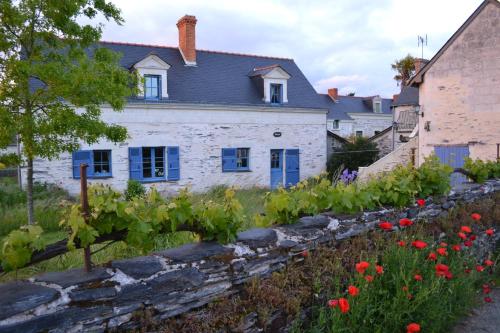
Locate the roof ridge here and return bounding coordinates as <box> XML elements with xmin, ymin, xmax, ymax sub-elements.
<box><xmin>99</xmin><ymin>40</ymin><xmax>293</xmax><ymax>60</ymax></box>
<box><xmin>252</xmin><ymin>64</ymin><xmax>280</xmax><ymax>71</ymax></box>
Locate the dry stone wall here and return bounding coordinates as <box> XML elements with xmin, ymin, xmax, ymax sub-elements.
<box><xmin>0</xmin><ymin>180</ymin><xmax>499</xmax><ymax>333</ymax></box>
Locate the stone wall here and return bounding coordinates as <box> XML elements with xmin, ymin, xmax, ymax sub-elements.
<box><xmin>357</xmin><ymin>136</ymin><xmax>417</xmax><ymax>181</ymax></box>
<box><xmin>0</xmin><ymin>180</ymin><xmax>498</xmax><ymax>333</ymax></box>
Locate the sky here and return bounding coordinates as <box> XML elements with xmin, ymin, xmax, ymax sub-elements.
<box><xmin>96</xmin><ymin>0</ymin><xmax>484</xmax><ymax>98</ymax></box>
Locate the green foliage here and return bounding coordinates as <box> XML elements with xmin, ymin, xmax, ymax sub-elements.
<box><xmin>307</xmin><ymin>233</ymin><xmax>491</xmax><ymax>333</ymax></box>
<box><xmin>0</xmin><ymin>226</ymin><xmax>46</xmax><ymax>271</ymax></box>
<box><xmin>463</xmin><ymin>158</ymin><xmax>500</xmax><ymax>183</ymax></box>
<box><xmin>0</xmin><ymin>153</ymin><xmax>20</xmax><ymax>168</ymax></box>
<box><xmin>327</xmin><ymin>137</ymin><xmax>379</xmax><ymax>176</ymax></box>
<box><xmin>124</xmin><ymin>180</ymin><xmax>146</xmax><ymax>200</ymax></box>
<box><xmin>417</xmin><ymin>155</ymin><xmax>453</xmax><ymax>197</ymax></box>
<box><xmin>391</xmin><ymin>54</ymin><xmax>416</xmax><ymax>86</ymax></box>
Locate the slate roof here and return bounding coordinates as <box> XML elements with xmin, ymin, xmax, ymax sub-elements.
<box><xmin>97</xmin><ymin>41</ymin><xmax>325</xmax><ymax>110</ymax></box>
<box><xmin>319</xmin><ymin>94</ymin><xmax>393</xmax><ymax>121</ymax></box>
<box><xmin>392</xmin><ymin>86</ymin><xmax>419</xmax><ymax>106</ymax></box>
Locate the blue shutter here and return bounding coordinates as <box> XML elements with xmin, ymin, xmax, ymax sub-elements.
<box><xmin>222</xmin><ymin>148</ymin><xmax>237</xmax><ymax>171</ymax></box>
<box><xmin>72</xmin><ymin>150</ymin><xmax>92</xmax><ymax>179</ymax></box>
<box><xmin>285</xmin><ymin>149</ymin><xmax>300</xmax><ymax>187</ymax></box>
<box><xmin>167</xmin><ymin>146</ymin><xmax>180</xmax><ymax>180</ymax></box>
<box><xmin>129</xmin><ymin>147</ymin><xmax>143</xmax><ymax>181</ymax></box>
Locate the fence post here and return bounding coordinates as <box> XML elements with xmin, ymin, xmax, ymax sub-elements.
<box><xmin>80</xmin><ymin>164</ymin><xmax>92</xmax><ymax>272</ymax></box>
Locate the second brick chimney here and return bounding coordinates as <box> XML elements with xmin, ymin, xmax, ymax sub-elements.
<box><xmin>177</xmin><ymin>15</ymin><xmax>197</xmax><ymax>66</ymax></box>
<box><xmin>414</xmin><ymin>58</ymin><xmax>429</xmax><ymax>74</ymax></box>
<box><xmin>328</xmin><ymin>88</ymin><xmax>339</xmax><ymax>101</ymax></box>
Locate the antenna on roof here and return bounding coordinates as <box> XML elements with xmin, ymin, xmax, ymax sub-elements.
<box><xmin>417</xmin><ymin>34</ymin><xmax>428</xmax><ymax>58</ymax></box>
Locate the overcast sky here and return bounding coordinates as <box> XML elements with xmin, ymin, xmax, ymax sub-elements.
<box><xmin>98</xmin><ymin>0</ymin><xmax>483</xmax><ymax>98</ymax></box>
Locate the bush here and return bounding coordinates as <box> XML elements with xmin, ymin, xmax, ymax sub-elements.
<box><xmin>327</xmin><ymin>137</ymin><xmax>379</xmax><ymax>176</ymax></box>
<box><xmin>463</xmin><ymin>158</ymin><xmax>500</xmax><ymax>183</ymax></box>
<box><xmin>124</xmin><ymin>179</ymin><xmax>146</xmax><ymax>200</ymax></box>
<box><xmin>308</xmin><ymin>229</ymin><xmax>493</xmax><ymax>333</ymax></box>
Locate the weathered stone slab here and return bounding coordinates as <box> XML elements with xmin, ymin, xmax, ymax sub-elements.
<box><xmin>292</xmin><ymin>215</ymin><xmax>331</xmax><ymax>229</ymax></box>
<box><xmin>111</xmin><ymin>256</ymin><xmax>164</xmax><ymax>279</ymax></box>
<box><xmin>0</xmin><ymin>282</ymin><xmax>59</xmax><ymax>321</ymax></box>
<box><xmin>35</xmin><ymin>267</ymin><xmax>111</xmax><ymax>288</ymax></box>
<box><xmin>149</xmin><ymin>267</ymin><xmax>205</xmax><ymax>294</ymax></box>
<box><xmin>156</xmin><ymin>242</ymin><xmax>233</xmax><ymax>263</ymax></box>
<box><xmin>69</xmin><ymin>287</ymin><xmax>117</xmax><ymax>302</ymax></box>
<box><xmin>237</xmin><ymin>228</ymin><xmax>277</xmax><ymax>248</ymax></box>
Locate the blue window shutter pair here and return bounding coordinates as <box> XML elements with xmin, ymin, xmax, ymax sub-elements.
<box><xmin>167</xmin><ymin>147</ymin><xmax>180</xmax><ymax>181</ymax></box>
<box><xmin>222</xmin><ymin>148</ymin><xmax>237</xmax><ymax>171</ymax></box>
<box><xmin>129</xmin><ymin>146</ymin><xmax>180</xmax><ymax>181</ymax></box>
<box><xmin>72</xmin><ymin>151</ymin><xmax>94</xmax><ymax>179</ymax></box>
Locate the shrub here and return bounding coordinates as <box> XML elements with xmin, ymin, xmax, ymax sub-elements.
<box><xmin>463</xmin><ymin>158</ymin><xmax>500</xmax><ymax>183</ymax></box>
<box><xmin>416</xmin><ymin>155</ymin><xmax>453</xmax><ymax>197</ymax></box>
<box><xmin>124</xmin><ymin>179</ymin><xmax>146</xmax><ymax>200</ymax></box>
<box><xmin>327</xmin><ymin>137</ymin><xmax>379</xmax><ymax>176</ymax></box>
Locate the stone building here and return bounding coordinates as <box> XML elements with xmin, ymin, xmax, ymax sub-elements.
<box><xmin>25</xmin><ymin>15</ymin><xmax>327</xmax><ymax>195</ymax></box>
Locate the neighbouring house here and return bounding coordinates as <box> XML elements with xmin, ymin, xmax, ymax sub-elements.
<box><xmin>326</xmin><ymin>130</ymin><xmax>349</xmax><ymax>159</ymax></box>
<box><xmin>322</xmin><ymin>88</ymin><xmax>394</xmax><ymax>139</ymax></box>
<box><xmin>358</xmin><ymin>0</ymin><xmax>500</xmax><ymax>183</ymax></box>
<box><xmin>25</xmin><ymin>15</ymin><xmax>327</xmax><ymax>195</ymax></box>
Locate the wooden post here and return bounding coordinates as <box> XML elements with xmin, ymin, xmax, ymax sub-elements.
<box><xmin>80</xmin><ymin>164</ymin><xmax>92</xmax><ymax>272</ymax></box>
<box><xmin>410</xmin><ymin>148</ymin><xmax>416</xmax><ymax>167</ymax></box>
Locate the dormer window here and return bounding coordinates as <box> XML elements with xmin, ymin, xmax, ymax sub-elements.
<box><xmin>144</xmin><ymin>75</ymin><xmax>161</xmax><ymax>99</ymax></box>
<box><xmin>270</xmin><ymin>84</ymin><xmax>282</xmax><ymax>104</ymax></box>
<box><xmin>374</xmin><ymin>101</ymin><xmax>382</xmax><ymax>113</ymax></box>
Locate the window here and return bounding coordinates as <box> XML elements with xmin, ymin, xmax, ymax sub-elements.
<box><xmin>374</xmin><ymin>102</ymin><xmax>382</xmax><ymax>113</ymax></box>
<box><xmin>332</xmin><ymin>120</ymin><xmax>340</xmax><ymax>130</ymax></box>
<box><xmin>356</xmin><ymin>131</ymin><xmax>363</xmax><ymax>137</ymax></box>
<box><xmin>72</xmin><ymin>150</ymin><xmax>112</xmax><ymax>179</ymax></box>
<box><xmin>129</xmin><ymin>146</ymin><xmax>180</xmax><ymax>182</ymax></box>
<box><xmin>270</xmin><ymin>84</ymin><xmax>282</xmax><ymax>104</ymax></box>
<box><xmin>144</xmin><ymin>75</ymin><xmax>161</xmax><ymax>99</ymax></box>
<box><xmin>222</xmin><ymin>148</ymin><xmax>250</xmax><ymax>172</ymax></box>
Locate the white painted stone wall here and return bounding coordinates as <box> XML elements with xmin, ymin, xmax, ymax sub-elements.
<box><xmin>327</xmin><ymin>120</ymin><xmax>353</xmax><ymax>138</ymax></box>
<box><xmin>24</xmin><ymin>104</ymin><xmax>327</xmax><ymax>196</ymax></box>
<box><xmin>348</xmin><ymin>114</ymin><xmax>393</xmax><ymax>138</ymax></box>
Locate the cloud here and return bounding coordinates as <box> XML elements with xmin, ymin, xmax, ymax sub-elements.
<box><xmin>95</xmin><ymin>0</ymin><xmax>484</xmax><ymax>97</ymax></box>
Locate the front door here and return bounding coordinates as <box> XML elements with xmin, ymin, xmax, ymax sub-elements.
<box><xmin>270</xmin><ymin>149</ymin><xmax>283</xmax><ymax>189</ymax></box>
<box><xmin>285</xmin><ymin>149</ymin><xmax>300</xmax><ymax>187</ymax></box>
<box><xmin>434</xmin><ymin>145</ymin><xmax>469</xmax><ymax>186</ymax></box>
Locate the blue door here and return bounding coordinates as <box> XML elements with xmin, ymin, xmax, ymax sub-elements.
<box><xmin>434</xmin><ymin>145</ymin><xmax>469</xmax><ymax>186</ymax></box>
<box><xmin>285</xmin><ymin>149</ymin><xmax>300</xmax><ymax>187</ymax></box>
<box><xmin>270</xmin><ymin>149</ymin><xmax>283</xmax><ymax>189</ymax></box>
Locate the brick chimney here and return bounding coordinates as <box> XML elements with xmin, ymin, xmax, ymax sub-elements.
<box><xmin>393</xmin><ymin>94</ymin><xmax>399</xmax><ymax>102</ymax></box>
<box><xmin>414</xmin><ymin>58</ymin><xmax>429</xmax><ymax>73</ymax></box>
<box><xmin>177</xmin><ymin>15</ymin><xmax>197</xmax><ymax>66</ymax></box>
<box><xmin>328</xmin><ymin>88</ymin><xmax>339</xmax><ymax>101</ymax></box>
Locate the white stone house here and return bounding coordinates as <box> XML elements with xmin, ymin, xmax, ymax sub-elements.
<box><xmin>25</xmin><ymin>15</ymin><xmax>327</xmax><ymax>196</ymax></box>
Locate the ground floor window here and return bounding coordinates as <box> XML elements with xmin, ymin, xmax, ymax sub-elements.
<box><xmin>356</xmin><ymin>131</ymin><xmax>363</xmax><ymax>137</ymax></box>
<box><xmin>72</xmin><ymin>150</ymin><xmax>112</xmax><ymax>178</ymax></box>
<box><xmin>222</xmin><ymin>148</ymin><xmax>250</xmax><ymax>171</ymax></box>
<box><xmin>129</xmin><ymin>146</ymin><xmax>180</xmax><ymax>182</ymax></box>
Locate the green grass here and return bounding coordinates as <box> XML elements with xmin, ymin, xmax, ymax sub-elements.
<box><xmin>0</xmin><ymin>180</ymin><xmax>268</xmax><ymax>282</ymax></box>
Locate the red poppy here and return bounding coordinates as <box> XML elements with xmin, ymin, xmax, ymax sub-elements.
<box><xmin>484</xmin><ymin>259</ymin><xmax>494</xmax><ymax>266</ymax></box>
<box><xmin>379</xmin><ymin>221</ymin><xmax>393</xmax><ymax>231</ymax></box>
<box><xmin>461</xmin><ymin>226</ymin><xmax>472</xmax><ymax>233</ymax></box>
<box><xmin>356</xmin><ymin>261</ymin><xmax>370</xmax><ymax>274</ymax></box>
<box><xmin>398</xmin><ymin>240</ymin><xmax>406</xmax><ymax>247</ymax></box>
<box><xmin>412</xmin><ymin>240</ymin><xmax>428</xmax><ymax>249</ymax></box>
<box><xmin>338</xmin><ymin>298</ymin><xmax>350</xmax><ymax>313</ymax></box>
<box><xmin>327</xmin><ymin>299</ymin><xmax>338</xmax><ymax>308</ymax></box>
<box><xmin>439</xmin><ymin>242</ymin><xmax>448</xmax><ymax>247</ymax></box>
<box><xmin>399</xmin><ymin>218</ymin><xmax>413</xmax><ymax>227</ymax></box>
<box><xmin>485</xmin><ymin>228</ymin><xmax>494</xmax><ymax>236</ymax></box>
<box><xmin>483</xmin><ymin>284</ymin><xmax>491</xmax><ymax>294</ymax></box>
<box><xmin>469</xmin><ymin>235</ymin><xmax>477</xmax><ymax>241</ymax></box>
<box><xmin>464</xmin><ymin>240</ymin><xmax>473</xmax><ymax>247</ymax></box>
<box><xmin>465</xmin><ymin>268</ymin><xmax>472</xmax><ymax>274</ymax></box>
<box><xmin>301</xmin><ymin>250</ymin><xmax>309</xmax><ymax>258</ymax></box>
<box><xmin>476</xmin><ymin>265</ymin><xmax>485</xmax><ymax>272</ymax></box>
<box><xmin>365</xmin><ymin>275</ymin><xmax>374</xmax><ymax>282</ymax></box>
<box><xmin>402</xmin><ymin>286</ymin><xmax>408</xmax><ymax>292</ymax></box>
<box><xmin>414</xmin><ymin>274</ymin><xmax>423</xmax><ymax>281</ymax></box>
<box><xmin>376</xmin><ymin>265</ymin><xmax>384</xmax><ymax>275</ymax></box>
<box><xmin>484</xmin><ymin>297</ymin><xmax>492</xmax><ymax>303</ymax></box>
<box><xmin>445</xmin><ymin>271</ymin><xmax>453</xmax><ymax>280</ymax></box>
<box><xmin>437</xmin><ymin>247</ymin><xmax>448</xmax><ymax>256</ymax></box>
<box><xmin>471</xmin><ymin>213</ymin><xmax>481</xmax><ymax>221</ymax></box>
<box><xmin>416</xmin><ymin>199</ymin><xmax>425</xmax><ymax>207</ymax></box>
<box><xmin>458</xmin><ymin>232</ymin><xmax>467</xmax><ymax>240</ymax></box>
<box><xmin>407</xmin><ymin>323</ymin><xmax>421</xmax><ymax>333</ymax></box>
<box><xmin>452</xmin><ymin>245</ymin><xmax>461</xmax><ymax>252</ymax></box>
<box><xmin>348</xmin><ymin>285</ymin><xmax>359</xmax><ymax>296</ymax></box>
<box><xmin>435</xmin><ymin>263</ymin><xmax>450</xmax><ymax>277</ymax></box>
<box><xmin>427</xmin><ymin>252</ymin><xmax>437</xmax><ymax>261</ymax></box>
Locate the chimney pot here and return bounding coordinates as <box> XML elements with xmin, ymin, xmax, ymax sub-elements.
<box><xmin>177</xmin><ymin>15</ymin><xmax>197</xmax><ymax>65</ymax></box>
<box><xmin>328</xmin><ymin>88</ymin><xmax>338</xmax><ymax>101</ymax></box>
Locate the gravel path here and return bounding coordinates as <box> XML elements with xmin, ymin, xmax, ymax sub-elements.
<box><xmin>452</xmin><ymin>288</ymin><xmax>500</xmax><ymax>333</ymax></box>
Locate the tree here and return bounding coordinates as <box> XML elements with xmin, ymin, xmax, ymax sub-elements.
<box><xmin>0</xmin><ymin>1</ymin><xmax>138</xmax><ymax>224</ymax></box>
<box><xmin>327</xmin><ymin>136</ymin><xmax>379</xmax><ymax>177</ymax></box>
<box><xmin>391</xmin><ymin>54</ymin><xmax>416</xmax><ymax>86</ymax></box>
